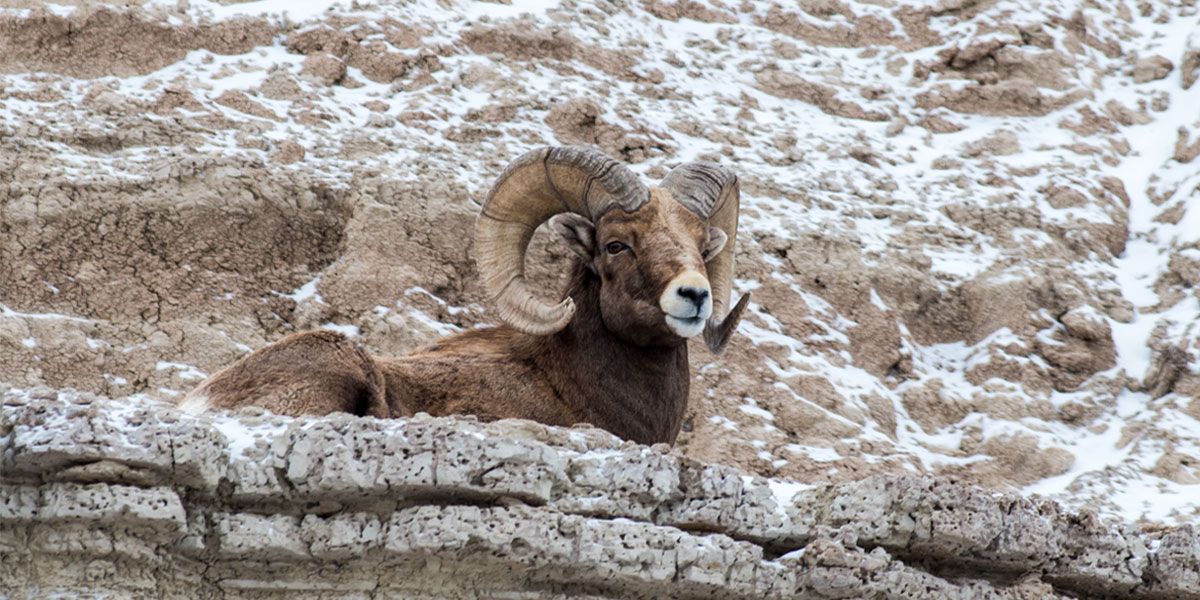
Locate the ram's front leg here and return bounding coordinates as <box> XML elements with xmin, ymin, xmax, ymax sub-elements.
<box><xmin>182</xmin><ymin>330</ymin><xmax>389</xmax><ymax>418</ymax></box>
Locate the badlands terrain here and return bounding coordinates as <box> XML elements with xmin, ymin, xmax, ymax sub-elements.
<box><xmin>1</xmin><ymin>0</ymin><xmax>1199</xmax><ymax>529</ymax></box>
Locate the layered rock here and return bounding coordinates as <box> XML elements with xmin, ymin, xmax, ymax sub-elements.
<box><xmin>2</xmin><ymin>390</ymin><xmax>1197</xmax><ymax>598</ymax></box>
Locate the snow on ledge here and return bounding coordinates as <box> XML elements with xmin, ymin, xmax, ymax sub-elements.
<box><xmin>1</xmin><ymin>388</ymin><xmax>1197</xmax><ymax>598</ymax></box>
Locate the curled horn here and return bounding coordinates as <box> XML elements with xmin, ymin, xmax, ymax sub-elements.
<box><xmin>475</xmin><ymin>146</ymin><xmax>649</xmax><ymax>335</ymax></box>
<box><xmin>660</xmin><ymin>162</ymin><xmax>749</xmax><ymax>354</ymax></box>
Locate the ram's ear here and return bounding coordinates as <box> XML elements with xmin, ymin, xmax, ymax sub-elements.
<box><xmin>703</xmin><ymin>226</ymin><xmax>727</xmax><ymax>262</ymax></box>
<box><xmin>549</xmin><ymin>213</ymin><xmax>595</xmax><ymax>261</ymax></box>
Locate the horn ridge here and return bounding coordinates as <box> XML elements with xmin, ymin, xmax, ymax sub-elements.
<box><xmin>474</xmin><ymin>146</ymin><xmax>649</xmax><ymax>335</ymax></box>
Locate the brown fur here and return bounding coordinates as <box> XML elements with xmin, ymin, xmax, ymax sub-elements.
<box><xmin>185</xmin><ymin>191</ymin><xmax>727</xmax><ymax>445</ymax></box>
<box><xmin>193</xmin><ymin>329</ymin><xmax>389</xmax><ymax>419</ymax></box>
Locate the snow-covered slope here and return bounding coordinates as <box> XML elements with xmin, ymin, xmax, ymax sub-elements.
<box><xmin>1</xmin><ymin>0</ymin><xmax>1198</xmax><ymax>524</ymax></box>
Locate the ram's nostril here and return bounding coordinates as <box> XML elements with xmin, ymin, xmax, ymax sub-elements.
<box><xmin>677</xmin><ymin>286</ymin><xmax>710</xmax><ymax>305</ymax></box>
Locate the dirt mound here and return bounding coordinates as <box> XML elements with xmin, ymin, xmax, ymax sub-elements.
<box><xmin>0</xmin><ymin>7</ymin><xmax>274</xmax><ymax>77</ymax></box>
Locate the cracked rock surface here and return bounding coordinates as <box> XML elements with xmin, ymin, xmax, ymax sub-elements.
<box><xmin>2</xmin><ymin>390</ymin><xmax>1198</xmax><ymax>598</ymax></box>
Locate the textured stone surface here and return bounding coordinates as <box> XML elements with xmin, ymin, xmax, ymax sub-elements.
<box><xmin>1</xmin><ymin>391</ymin><xmax>1196</xmax><ymax>598</ymax></box>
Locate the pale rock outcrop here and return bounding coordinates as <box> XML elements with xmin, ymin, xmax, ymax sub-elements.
<box><xmin>2</xmin><ymin>390</ymin><xmax>1197</xmax><ymax>598</ymax></box>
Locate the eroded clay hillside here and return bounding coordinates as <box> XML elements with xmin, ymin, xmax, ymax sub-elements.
<box><xmin>1</xmin><ymin>0</ymin><xmax>1199</xmax><ymax>523</ymax></box>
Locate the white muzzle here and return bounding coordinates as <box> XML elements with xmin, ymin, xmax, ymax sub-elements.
<box><xmin>660</xmin><ymin>270</ymin><xmax>712</xmax><ymax>338</ymax></box>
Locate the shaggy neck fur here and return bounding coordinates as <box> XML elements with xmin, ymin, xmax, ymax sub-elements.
<box><xmin>524</xmin><ymin>261</ymin><xmax>691</xmax><ymax>445</ymax></box>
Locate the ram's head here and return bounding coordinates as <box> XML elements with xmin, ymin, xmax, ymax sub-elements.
<box><xmin>475</xmin><ymin>146</ymin><xmax>749</xmax><ymax>352</ymax></box>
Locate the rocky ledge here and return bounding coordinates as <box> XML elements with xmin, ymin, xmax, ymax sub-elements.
<box><xmin>0</xmin><ymin>389</ymin><xmax>1197</xmax><ymax>599</ymax></box>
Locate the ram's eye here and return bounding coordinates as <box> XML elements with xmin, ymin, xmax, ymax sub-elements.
<box><xmin>605</xmin><ymin>241</ymin><xmax>629</xmax><ymax>255</ymax></box>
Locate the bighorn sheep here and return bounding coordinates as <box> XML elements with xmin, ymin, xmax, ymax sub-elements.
<box><xmin>183</xmin><ymin>146</ymin><xmax>749</xmax><ymax>445</ymax></box>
